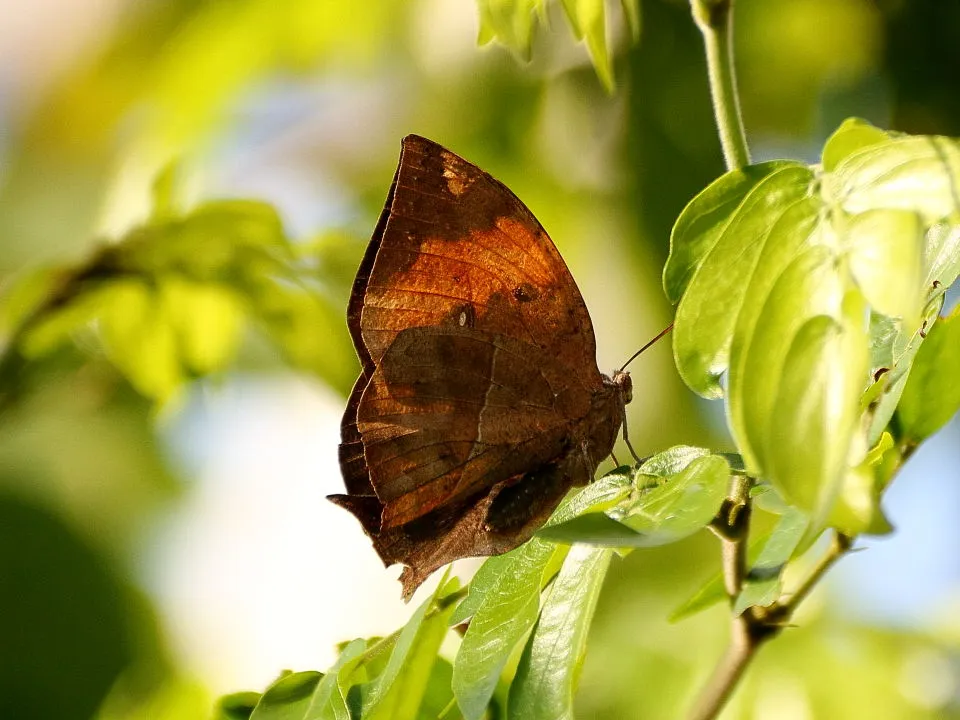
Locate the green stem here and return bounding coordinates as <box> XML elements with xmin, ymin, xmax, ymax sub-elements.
<box><xmin>691</xmin><ymin>0</ymin><xmax>751</xmax><ymax>170</ymax></box>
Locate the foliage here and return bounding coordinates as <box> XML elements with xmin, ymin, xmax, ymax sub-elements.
<box><xmin>2</xmin><ymin>1</ymin><xmax>959</xmax><ymax>719</ymax></box>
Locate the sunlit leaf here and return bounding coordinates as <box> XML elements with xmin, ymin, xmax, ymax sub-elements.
<box><xmin>620</xmin><ymin>0</ymin><xmax>641</xmax><ymax>41</ymax></box>
<box><xmin>99</xmin><ymin>280</ymin><xmax>182</xmax><ymax>401</ymax></box>
<box><xmin>761</xmin><ymin>305</ymin><xmax>869</xmax><ymax>523</ymax></box>
<box><xmin>560</xmin><ymin>0</ymin><xmax>613</xmax><ymax>91</ymax></box>
<box><xmin>507</xmin><ymin>545</ymin><xmax>612</xmax><ymax>719</ymax></box>
<box><xmin>453</xmin><ymin>541</ymin><xmax>556</xmax><ymax>720</ymax></box>
<box><xmin>845</xmin><ymin>209</ymin><xmax>924</xmax><ymax>324</ymax></box>
<box><xmin>217</xmin><ymin>692</ymin><xmax>261</xmax><ymax>720</ymax></box>
<box><xmin>664</xmin><ymin>161</ymin><xmax>796</xmax><ymax>304</ymax></box>
<box><xmin>363</xmin><ymin>580</ymin><xmax>460</xmax><ymax>720</ymax></box>
<box><xmin>618</xmin><ymin>454</ymin><xmax>729</xmax><ymax>545</ymax></box>
<box><xmin>476</xmin><ymin>0</ymin><xmax>543</xmax><ymax>58</ymax></box>
<box><xmin>305</xmin><ymin>638</ymin><xmax>367</xmax><ymax>720</ymax></box>
<box><xmin>671</xmin><ymin>164</ymin><xmax>813</xmax><ymax>398</ymax></box>
<box><xmin>821</xmin><ymin>117</ymin><xmax>890</xmax><ymax>172</ymax></box>
<box><xmin>248</xmin><ymin>672</ymin><xmax>322</xmax><ymax>720</ymax></box>
<box><xmin>636</xmin><ymin>445</ymin><xmax>710</xmax><ymax>477</ymax></box>
<box><xmin>828</xmin><ymin>134</ymin><xmax>960</xmax><ymax>221</ymax></box>
<box><xmin>896</xmin><ymin>304</ymin><xmax>960</xmax><ymax>443</ymax></box>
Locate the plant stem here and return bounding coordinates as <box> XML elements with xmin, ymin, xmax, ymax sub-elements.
<box><xmin>690</xmin><ymin>474</ymin><xmax>755</xmax><ymax>720</ymax></box>
<box><xmin>687</xmin><ymin>617</ymin><xmax>755</xmax><ymax>720</ymax></box>
<box><xmin>689</xmin><ymin>526</ymin><xmax>857</xmax><ymax>720</ymax></box>
<box><xmin>777</xmin><ymin>531</ymin><xmax>853</xmax><ymax>615</ymax></box>
<box><xmin>691</xmin><ymin>0</ymin><xmax>751</xmax><ymax>170</ymax></box>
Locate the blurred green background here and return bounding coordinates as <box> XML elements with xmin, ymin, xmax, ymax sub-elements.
<box><xmin>1</xmin><ymin>0</ymin><xmax>958</xmax><ymax>718</ymax></box>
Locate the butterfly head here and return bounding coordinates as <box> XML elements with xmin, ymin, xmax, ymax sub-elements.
<box><xmin>611</xmin><ymin>369</ymin><xmax>633</xmax><ymax>405</ymax></box>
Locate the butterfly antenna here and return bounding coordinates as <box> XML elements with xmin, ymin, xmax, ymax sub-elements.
<box><xmin>618</xmin><ymin>322</ymin><xmax>674</xmax><ymax>373</ymax></box>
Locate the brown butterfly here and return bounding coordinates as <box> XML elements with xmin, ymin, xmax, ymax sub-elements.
<box><xmin>329</xmin><ymin>135</ymin><xmax>633</xmax><ymax>598</ymax></box>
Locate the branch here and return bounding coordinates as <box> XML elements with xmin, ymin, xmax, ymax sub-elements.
<box><xmin>691</xmin><ymin>0</ymin><xmax>751</xmax><ymax>170</ymax></box>
<box><xmin>689</xmin><ymin>526</ymin><xmax>856</xmax><ymax>720</ymax></box>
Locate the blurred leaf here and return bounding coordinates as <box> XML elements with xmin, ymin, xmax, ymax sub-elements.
<box><xmin>0</xmin><ymin>494</ymin><xmax>135</xmax><ymax>720</ymax></box>
<box><xmin>1</xmin><ymin>186</ymin><xmax>358</xmax><ymax>401</ymax></box>
<box><xmin>508</xmin><ymin>545</ymin><xmax>612</xmax><ymax>719</ymax></box>
<box><xmin>417</xmin><ymin>658</ymin><xmax>459</xmax><ymax>720</ymax></box>
<box><xmin>896</xmin><ymin>304</ymin><xmax>960</xmax><ymax>443</ymax></box>
<box><xmin>620</xmin><ymin>0</ymin><xmax>641</xmax><ymax>41</ymax></box>
<box><xmin>733</xmin><ymin>508</ymin><xmax>807</xmax><ymax>615</ymax></box>
<box><xmin>453</xmin><ymin>540</ymin><xmax>556</xmax><ymax>720</ymax></box>
<box><xmin>249</xmin><ymin>672</ymin><xmax>322</xmax><ymax>720</ymax></box>
<box><xmin>217</xmin><ymin>692</ymin><xmax>261</xmax><ymax>720</ymax></box>
<box><xmin>99</xmin><ymin>280</ymin><xmax>182</xmax><ymax>402</ymax></box>
<box><xmin>560</xmin><ymin>0</ymin><xmax>613</xmax><ymax>91</ymax></box>
<box><xmin>476</xmin><ymin>0</ymin><xmax>543</xmax><ymax>58</ymax></box>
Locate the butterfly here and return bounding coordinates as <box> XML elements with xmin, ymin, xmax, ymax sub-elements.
<box><xmin>329</xmin><ymin>135</ymin><xmax>633</xmax><ymax>598</ymax></box>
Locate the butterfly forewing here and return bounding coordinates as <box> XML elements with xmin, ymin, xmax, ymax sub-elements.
<box><xmin>330</xmin><ymin>135</ymin><xmax>626</xmax><ymax>598</ymax></box>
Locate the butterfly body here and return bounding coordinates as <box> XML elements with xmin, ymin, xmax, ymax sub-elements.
<box><xmin>329</xmin><ymin>135</ymin><xmax>630</xmax><ymax>597</ymax></box>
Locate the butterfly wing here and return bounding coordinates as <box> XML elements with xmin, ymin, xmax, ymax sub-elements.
<box><xmin>332</xmin><ymin>135</ymin><xmax>618</xmax><ymax>596</ymax></box>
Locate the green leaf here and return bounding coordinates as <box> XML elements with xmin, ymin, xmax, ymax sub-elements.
<box><xmin>476</xmin><ymin>0</ymin><xmax>542</xmax><ymax>58</ymax></box>
<box><xmin>922</xmin><ymin>216</ymin><xmax>960</xmax><ymax>290</ymax></box>
<box><xmin>821</xmin><ymin>118</ymin><xmax>890</xmax><ymax>172</ymax></box>
<box><xmin>670</xmin><ymin>530</ymin><xmax>771</xmax><ymax>623</ymax></box>
<box><xmin>363</xmin><ymin>580</ymin><xmax>459</xmax><ymax>720</ymax></box>
<box><xmin>99</xmin><ymin>280</ymin><xmax>182</xmax><ymax>401</ymax></box>
<box><xmin>618</xmin><ymin>455</ymin><xmax>730</xmax><ymax>545</ymax></box>
<box><xmin>507</xmin><ymin>545</ymin><xmax>612</xmax><ymax>720</ymax></box>
<box><xmin>249</xmin><ymin>672</ymin><xmax>322</xmax><ymax>720</ymax></box>
<box><xmin>560</xmin><ymin>0</ymin><xmax>612</xmax><ymax>91</ymax></box>
<box><xmin>664</xmin><ymin>161</ymin><xmax>797</xmax><ymax>304</ymax></box>
<box><xmin>829</xmin><ymin>435</ymin><xmax>896</xmax><ymax>537</ymax></box>
<box><xmin>733</xmin><ymin>508</ymin><xmax>808</xmax><ymax>615</ymax></box>
<box><xmin>217</xmin><ymin>691</ymin><xmax>261</xmax><ymax>720</ymax></box>
<box><xmin>159</xmin><ymin>277</ymin><xmax>244</xmax><ymax>374</ymax></box>
<box><xmin>453</xmin><ymin>540</ymin><xmax>556</xmax><ymax>720</ymax></box>
<box><xmin>306</xmin><ymin>638</ymin><xmax>367</xmax><ymax>720</ymax></box>
<box><xmin>667</xmin><ymin>119</ymin><xmax>960</xmax><ymax>530</ymax></box>
<box><xmin>536</xmin><ymin>513</ymin><xmax>645</xmax><ymax>547</ymax></box>
<box><xmin>897</xmin><ymin>304</ymin><xmax>960</xmax><ymax>442</ymax></box>
<box><xmin>672</xmin><ymin>164</ymin><xmax>814</xmax><ymax>398</ymax></box>
<box><xmin>828</xmin><ymin>134</ymin><xmax>960</xmax><ymax>222</ymax></box>
<box><xmin>620</xmin><ymin>0</ymin><xmax>641</xmax><ymax>41</ymax></box>
<box><xmin>636</xmin><ymin>445</ymin><xmax>711</xmax><ymax>477</ymax></box>
<box><xmin>544</xmin><ymin>467</ymin><xmax>634</xmax><ymax>522</ymax></box>
<box><xmin>417</xmin><ymin>657</ymin><xmax>460</xmax><ymax>720</ymax></box>
<box><xmin>536</xmin><ymin>450</ymin><xmax>728</xmax><ymax>548</ymax></box>
<box><xmin>761</xmin><ymin>307</ymin><xmax>869</xmax><ymax>523</ymax></box>
<box><xmin>845</xmin><ymin>209</ymin><xmax>924</xmax><ymax>325</ymax></box>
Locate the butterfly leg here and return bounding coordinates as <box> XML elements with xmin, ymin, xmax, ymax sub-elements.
<box><xmin>621</xmin><ymin>411</ymin><xmax>642</xmax><ymax>464</ymax></box>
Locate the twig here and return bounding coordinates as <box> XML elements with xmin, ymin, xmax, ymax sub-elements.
<box><xmin>691</xmin><ymin>0</ymin><xmax>751</xmax><ymax>171</ymax></box>
<box><xmin>689</xmin><ymin>526</ymin><xmax>857</xmax><ymax>720</ymax></box>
